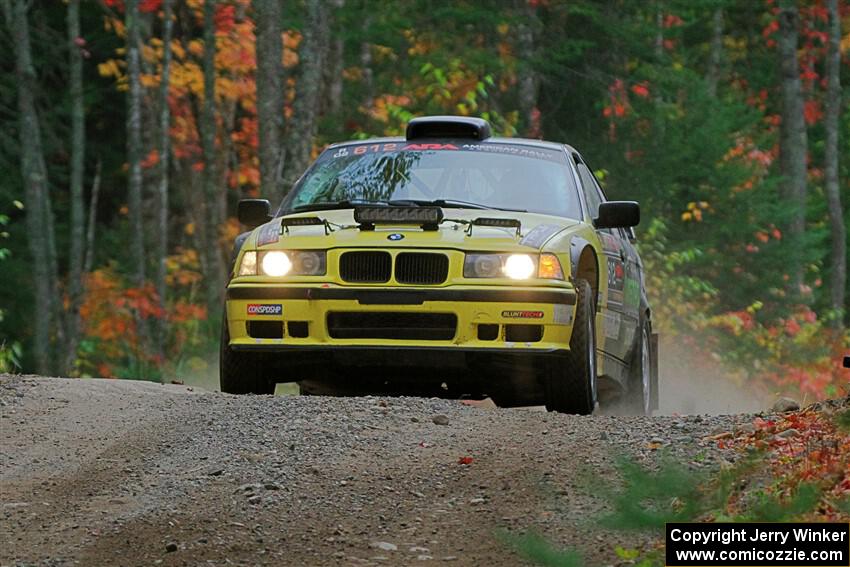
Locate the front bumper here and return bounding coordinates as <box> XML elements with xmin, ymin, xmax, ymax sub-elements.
<box><xmin>225</xmin><ymin>284</ymin><xmax>577</xmax><ymax>353</ymax></box>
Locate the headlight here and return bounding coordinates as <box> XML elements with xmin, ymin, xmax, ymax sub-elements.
<box><xmin>262</xmin><ymin>251</ymin><xmax>291</xmax><ymax>276</ymax></box>
<box><xmin>290</xmin><ymin>250</ymin><xmax>326</xmax><ymax>275</ymax></box>
<box><xmin>463</xmin><ymin>253</ymin><xmax>563</xmax><ymax>280</ymax></box>
<box><xmin>503</xmin><ymin>254</ymin><xmax>536</xmax><ymax>279</ymax></box>
<box><xmin>237</xmin><ymin>250</ymin><xmax>326</xmax><ymax>277</ymax></box>
<box><xmin>469</xmin><ymin>254</ymin><xmax>503</xmax><ymax>278</ymax></box>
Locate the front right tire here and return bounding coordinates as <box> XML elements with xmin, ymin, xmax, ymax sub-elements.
<box><xmin>219</xmin><ymin>317</ymin><xmax>275</xmax><ymax>395</ymax></box>
<box><xmin>544</xmin><ymin>279</ymin><xmax>597</xmax><ymax>415</ymax></box>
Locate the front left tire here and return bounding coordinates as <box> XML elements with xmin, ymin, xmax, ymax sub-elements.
<box><xmin>543</xmin><ymin>279</ymin><xmax>598</xmax><ymax>415</ymax></box>
<box><xmin>219</xmin><ymin>317</ymin><xmax>275</xmax><ymax>395</ymax></box>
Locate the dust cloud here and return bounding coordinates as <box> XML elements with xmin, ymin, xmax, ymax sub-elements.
<box><xmin>656</xmin><ymin>336</ymin><xmax>767</xmax><ymax>415</ymax></box>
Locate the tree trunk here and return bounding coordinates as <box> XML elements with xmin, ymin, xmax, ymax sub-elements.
<box><xmin>706</xmin><ymin>7</ymin><xmax>723</xmax><ymax>98</ymax></box>
<box><xmin>84</xmin><ymin>159</ymin><xmax>102</xmax><ymax>275</ymax></box>
<box><xmin>516</xmin><ymin>0</ymin><xmax>539</xmax><ymax>136</ymax></box>
<box><xmin>824</xmin><ymin>0</ymin><xmax>845</xmax><ymax>324</ymax></box>
<box><xmin>254</xmin><ymin>0</ymin><xmax>284</xmax><ymax>201</ymax></box>
<box><xmin>360</xmin><ymin>16</ymin><xmax>374</xmax><ymax>111</ymax></box>
<box><xmin>282</xmin><ymin>0</ymin><xmax>328</xmax><ymax>189</ymax></box>
<box><xmin>323</xmin><ymin>0</ymin><xmax>344</xmax><ymax>118</ymax></box>
<box><xmin>777</xmin><ymin>0</ymin><xmax>808</xmax><ymax>291</ymax></box>
<box><xmin>201</xmin><ymin>0</ymin><xmax>224</xmax><ymax>309</ymax></box>
<box><xmin>64</xmin><ymin>0</ymin><xmax>86</xmax><ymax>373</ymax></box>
<box><xmin>126</xmin><ymin>0</ymin><xmax>146</xmax><ymax>288</ymax></box>
<box><xmin>155</xmin><ymin>0</ymin><xmax>174</xmax><ymax>359</ymax></box>
<box><xmin>4</xmin><ymin>0</ymin><xmax>60</xmax><ymax>375</ymax></box>
<box><xmin>325</xmin><ymin>37</ymin><xmax>344</xmax><ymax>116</ymax></box>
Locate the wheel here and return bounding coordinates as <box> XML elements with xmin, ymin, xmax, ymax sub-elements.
<box><xmin>544</xmin><ymin>279</ymin><xmax>597</xmax><ymax>414</ymax></box>
<box><xmin>626</xmin><ymin>321</ymin><xmax>652</xmax><ymax>415</ymax></box>
<box><xmin>219</xmin><ymin>317</ymin><xmax>275</xmax><ymax>395</ymax></box>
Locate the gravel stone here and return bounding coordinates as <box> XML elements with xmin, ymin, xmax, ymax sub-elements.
<box><xmin>372</xmin><ymin>542</ymin><xmax>398</xmax><ymax>551</ymax></box>
<box><xmin>432</xmin><ymin>414</ymin><xmax>450</xmax><ymax>426</ymax></box>
<box><xmin>771</xmin><ymin>397</ymin><xmax>800</xmax><ymax>413</ymax></box>
<box><xmin>776</xmin><ymin>428</ymin><xmax>800</xmax><ymax>439</ymax></box>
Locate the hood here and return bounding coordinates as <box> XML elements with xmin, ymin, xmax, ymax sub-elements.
<box><xmin>248</xmin><ymin>208</ymin><xmax>581</xmax><ymax>253</ymax></box>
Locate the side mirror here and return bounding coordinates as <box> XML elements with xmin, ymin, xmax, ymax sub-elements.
<box><xmin>594</xmin><ymin>201</ymin><xmax>640</xmax><ymax>229</ymax></box>
<box><xmin>237</xmin><ymin>199</ymin><xmax>272</xmax><ymax>229</ymax></box>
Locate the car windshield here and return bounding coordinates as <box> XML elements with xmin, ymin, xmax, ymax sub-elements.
<box><xmin>282</xmin><ymin>141</ymin><xmax>582</xmax><ymax>219</ymax></box>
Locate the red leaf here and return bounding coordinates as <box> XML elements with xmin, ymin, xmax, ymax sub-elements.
<box><xmin>803</xmin><ymin>100</ymin><xmax>822</xmax><ymax>125</ymax></box>
<box><xmin>631</xmin><ymin>83</ymin><xmax>650</xmax><ymax>98</ymax></box>
<box><xmin>458</xmin><ymin>456</ymin><xmax>474</xmax><ymax>465</ymax></box>
<box><xmin>139</xmin><ymin>0</ymin><xmax>161</xmax><ymax>13</ymax></box>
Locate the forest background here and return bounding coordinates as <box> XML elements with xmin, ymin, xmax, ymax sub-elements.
<box><xmin>0</xmin><ymin>0</ymin><xmax>848</xmax><ymax>404</ymax></box>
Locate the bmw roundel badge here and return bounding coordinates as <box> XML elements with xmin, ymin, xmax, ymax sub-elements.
<box><xmin>388</xmin><ymin>233</ymin><xmax>404</xmax><ymax>241</ymax></box>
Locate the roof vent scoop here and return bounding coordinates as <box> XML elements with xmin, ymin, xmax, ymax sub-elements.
<box><xmin>405</xmin><ymin>116</ymin><xmax>492</xmax><ymax>141</ymax></box>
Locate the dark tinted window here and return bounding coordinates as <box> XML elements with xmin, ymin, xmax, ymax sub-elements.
<box><xmin>575</xmin><ymin>161</ymin><xmax>603</xmax><ymax>219</ymax></box>
<box><xmin>284</xmin><ymin>142</ymin><xmax>582</xmax><ymax>219</ymax></box>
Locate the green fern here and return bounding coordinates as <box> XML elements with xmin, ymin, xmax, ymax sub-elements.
<box><xmin>499</xmin><ymin>531</ymin><xmax>585</xmax><ymax>567</ymax></box>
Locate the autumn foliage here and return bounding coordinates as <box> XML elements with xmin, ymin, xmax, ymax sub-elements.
<box><xmin>0</xmin><ymin>0</ymin><xmax>847</xmax><ymax>395</ymax></box>
<box><xmin>77</xmin><ymin>248</ymin><xmax>206</xmax><ymax>378</ymax></box>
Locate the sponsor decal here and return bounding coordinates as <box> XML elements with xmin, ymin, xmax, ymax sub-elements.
<box><xmin>460</xmin><ymin>143</ymin><xmax>563</xmax><ymax>163</ymax></box>
<box><xmin>256</xmin><ymin>220</ymin><xmax>281</xmax><ymax>246</ymax></box>
<box><xmin>502</xmin><ymin>310</ymin><xmax>544</xmax><ymax>319</ymax></box>
<box><xmin>323</xmin><ymin>142</ymin><xmax>563</xmax><ymax>163</ymax></box>
<box><xmin>624</xmin><ymin>277</ymin><xmax>641</xmax><ymax>308</ymax></box>
<box><xmin>603</xmin><ymin>311</ymin><xmax>621</xmax><ymax>340</ymax></box>
<box><xmin>519</xmin><ymin>224</ymin><xmax>563</xmax><ymax>248</ymax></box>
<box><xmin>403</xmin><ymin>143</ymin><xmax>459</xmax><ymax>151</ymax></box>
<box><xmin>247</xmin><ymin>304</ymin><xmax>282</xmax><ymax>316</ymax></box>
<box><xmin>553</xmin><ymin>304</ymin><xmax>573</xmax><ymax>325</ymax></box>
<box><xmin>607</xmin><ymin>257</ymin><xmax>625</xmax><ymax>292</ymax></box>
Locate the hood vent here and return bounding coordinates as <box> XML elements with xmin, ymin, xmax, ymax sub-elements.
<box><xmin>405</xmin><ymin>116</ymin><xmax>492</xmax><ymax>141</ymax></box>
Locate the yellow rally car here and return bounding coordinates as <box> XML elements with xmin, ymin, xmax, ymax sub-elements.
<box><xmin>221</xmin><ymin>116</ymin><xmax>657</xmax><ymax>414</ymax></box>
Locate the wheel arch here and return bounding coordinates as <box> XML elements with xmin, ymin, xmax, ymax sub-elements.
<box><xmin>570</xmin><ymin>239</ymin><xmax>600</xmax><ymax>308</ymax></box>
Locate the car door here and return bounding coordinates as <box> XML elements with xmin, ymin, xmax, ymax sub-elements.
<box><xmin>618</xmin><ymin>226</ymin><xmax>643</xmax><ymax>355</ymax></box>
<box><xmin>573</xmin><ymin>154</ymin><xmax>632</xmax><ymax>362</ymax></box>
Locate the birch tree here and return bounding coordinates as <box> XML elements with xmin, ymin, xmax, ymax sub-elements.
<box><xmin>126</xmin><ymin>0</ymin><xmax>146</xmax><ymax>288</ymax></box>
<box><xmin>323</xmin><ymin>0</ymin><xmax>344</xmax><ymax>118</ymax></box>
<box><xmin>777</xmin><ymin>0</ymin><xmax>808</xmax><ymax>290</ymax></box>
<box><xmin>282</xmin><ymin>0</ymin><xmax>329</xmax><ymax>189</ymax></box>
<box><xmin>516</xmin><ymin>0</ymin><xmax>540</xmax><ymax>136</ymax></box>
<box><xmin>823</xmin><ymin>0</ymin><xmax>845</xmax><ymax>324</ymax></box>
<box><xmin>360</xmin><ymin>16</ymin><xmax>374</xmax><ymax>111</ymax></box>
<box><xmin>706</xmin><ymin>7</ymin><xmax>724</xmax><ymax>98</ymax></box>
<box><xmin>201</xmin><ymin>0</ymin><xmax>224</xmax><ymax>308</ymax></box>
<box><xmin>64</xmin><ymin>0</ymin><xmax>86</xmax><ymax>372</ymax></box>
<box><xmin>254</xmin><ymin>0</ymin><xmax>284</xmax><ymax>201</ymax></box>
<box><xmin>4</xmin><ymin>0</ymin><xmax>61</xmax><ymax>374</ymax></box>
<box><xmin>155</xmin><ymin>0</ymin><xmax>174</xmax><ymax>336</ymax></box>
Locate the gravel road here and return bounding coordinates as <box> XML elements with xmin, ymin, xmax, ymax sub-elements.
<box><xmin>1</xmin><ymin>374</ymin><xmax>754</xmax><ymax>566</ymax></box>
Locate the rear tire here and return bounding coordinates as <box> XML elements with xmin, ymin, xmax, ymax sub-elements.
<box><xmin>219</xmin><ymin>317</ymin><xmax>275</xmax><ymax>395</ymax></box>
<box><xmin>626</xmin><ymin>322</ymin><xmax>652</xmax><ymax>415</ymax></box>
<box><xmin>544</xmin><ymin>279</ymin><xmax>597</xmax><ymax>414</ymax></box>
